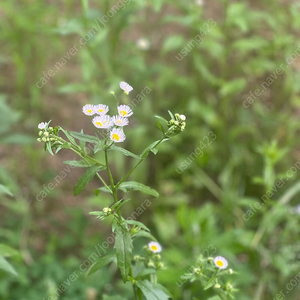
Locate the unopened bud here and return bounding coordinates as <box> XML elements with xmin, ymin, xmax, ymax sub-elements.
<box><xmin>42</xmin><ymin>137</ymin><xmax>47</xmax><ymax>142</ymax></box>
<box><xmin>214</xmin><ymin>284</ymin><xmax>221</xmax><ymax>289</ymax></box>
<box><xmin>228</xmin><ymin>269</ymin><xmax>233</xmax><ymax>274</ymax></box>
<box><xmin>39</xmin><ymin>131</ymin><xmax>43</xmax><ymax>136</ymax></box>
<box><xmin>157</xmin><ymin>262</ymin><xmax>164</xmax><ymax>269</ymax></box>
<box><xmin>180</xmin><ymin>114</ymin><xmax>186</xmax><ymax>121</ymax></box>
<box><xmin>147</xmin><ymin>261</ymin><xmax>155</xmax><ymax>268</ymax></box>
<box><xmin>193</xmin><ymin>268</ymin><xmax>201</xmax><ymax>275</ymax></box>
<box><xmin>37</xmin><ymin>138</ymin><xmax>42</xmax><ymax>142</ymax></box>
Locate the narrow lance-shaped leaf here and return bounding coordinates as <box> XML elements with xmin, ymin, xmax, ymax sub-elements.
<box><xmin>87</xmin><ymin>252</ymin><xmax>116</xmax><ymax>276</ymax></box>
<box><xmin>115</xmin><ymin>224</ymin><xmax>133</xmax><ymax>282</ymax></box>
<box><xmin>136</xmin><ymin>280</ymin><xmax>170</xmax><ymax>300</ymax></box>
<box><xmin>0</xmin><ymin>255</ymin><xmax>17</xmax><ymax>276</ymax></box>
<box><xmin>109</xmin><ymin>144</ymin><xmax>140</xmax><ymax>159</ymax></box>
<box><xmin>118</xmin><ymin>181</ymin><xmax>159</xmax><ymax>198</ymax></box>
<box><xmin>74</xmin><ymin>164</ymin><xmax>106</xmax><ymax>196</ymax></box>
<box><xmin>69</xmin><ymin>131</ymin><xmax>100</xmax><ymax>144</ymax></box>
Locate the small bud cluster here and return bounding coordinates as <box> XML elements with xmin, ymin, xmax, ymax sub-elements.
<box><xmin>166</xmin><ymin>113</ymin><xmax>186</xmax><ymax>137</ymax></box>
<box><xmin>37</xmin><ymin>126</ymin><xmax>56</xmax><ymax>143</ymax></box>
<box><xmin>103</xmin><ymin>207</ymin><xmax>112</xmax><ymax>216</ymax></box>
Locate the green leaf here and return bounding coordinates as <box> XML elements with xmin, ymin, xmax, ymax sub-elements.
<box><xmin>156</xmin><ymin>121</ymin><xmax>164</xmax><ymax>133</ymax></box>
<box><xmin>63</xmin><ymin>160</ymin><xmax>91</xmax><ymax>168</ymax></box>
<box><xmin>46</xmin><ymin>142</ymin><xmax>54</xmax><ymax>155</ymax></box>
<box><xmin>140</xmin><ymin>138</ymin><xmax>169</xmax><ymax>158</ymax></box>
<box><xmin>125</xmin><ymin>220</ymin><xmax>150</xmax><ymax>232</ymax></box>
<box><xmin>115</xmin><ymin>225</ymin><xmax>133</xmax><ymax>282</ymax></box>
<box><xmin>102</xmin><ymin>295</ymin><xmax>126</xmax><ymax>300</ymax></box>
<box><xmin>0</xmin><ymin>244</ymin><xmax>19</xmax><ymax>257</ymax></box>
<box><xmin>0</xmin><ymin>185</ymin><xmax>13</xmax><ymax>197</ymax></box>
<box><xmin>132</xmin><ymin>231</ymin><xmax>157</xmax><ymax>242</ymax></box>
<box><xmin>167</xmin><ymin>110</ymin><xmax>175</xmax><ymax>120</ymax></box>
<box><xmin>95</xmin><ymin>186</ymin><xmax>112</xmax><ymax>195</ymax></box>
<box><xmin>55</xmin><ymin>142</ymin><xmax>71</xmax><ymax>153</ymax></box>
<box><xmin>137</xmin><ymin>268</ymin><xmax>156</xmax><ymax>278</ymax></box>
<box><xmin>74</xmin><ymin>164</ymin><xmax>106</xmax><ymax>196</ymax></box>
<box><xmin>118</xmin><ymin>181</ymin><xmax>159</xmax><ymax>198</ymax></box>
<box><xmin>0</xmin><ymin>255</ymin><xmax>17</xmax><ymax>276</ymax></box>
<box><xmin>136</xmin><ymin>280</ymin><xmax>170</xmax><ymax>300</ymax></box>
<box><xmin>87</xmin><ymin>252</ymin><xmax>116</xmax><ymax>276</ymax></box>
<box><xmin>152</xmin><ymin>0</ymin><xmax>163</xmax><ymax>12</ymax></box>
<box><xmin>111</xmin><ymin>199</ymin><xmax>132</xmax><ymax>212</ymax></box>
<box><xmin>109</xmin><ymin>144</ymin><xmax>140</xmax><ymax>159</ymax></box>
<box><xmin>162</xmin><ymin>35</ymin><xmax>185</xmax><ymax>53</ymax></box>
<box><xmin>94</xmin><ymin>140</ymin><xmax>107</xmax><ymax>154</ymax></box>
<box><xmin>154</xmin><ymin>115</ymin><xmax>168</xmax><ymax>124</ymax></box>
<box><xmin>69</xmin><ymin>131</ymin><xmax>99</xmax><ymax>144</ymax></box>
<box><xmin>59</xmin><ymin>127</ymin><xmax>77</xmax><ymax>146</ymax></box>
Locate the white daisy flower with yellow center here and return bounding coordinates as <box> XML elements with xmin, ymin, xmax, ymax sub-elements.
<box><xmin>94</xmin><ymin>104</ymin><xmax>109</xmax><ymax>115</ymax></box>
<box><xmin>119</xmin><ymin>81</ymin><xmax>133</xmax><ymax>94</ymax></box>
<box><xmin>112</xmin><ymin>115</ymin><xmax>129</xmax><ymax>127</ymax></box>
<box><xmin>82</xmin><ymin>104</ymin><xmax>96</xmax><ymax>116</ymax></box>
<box><xmin>38</xmin><ymin>122</ymin><xmax>47</xmax><ymax>129</ymax></box>
<box><xmin>214</xmin><ymin>256</ymin><xmax>228</xmax><ymax>269</ymax></box>
<box><xmin>92</xmin><ymin>115</ymin><xmax>112</xmax><ymax>129</ymax></box>
<box><xmin>110</xmin><ymin>128</ymin><xmax>126</xmax><ymax>143</ymax></box>
<box><xmin>118</xmin><ymin>105</ymin><xmax>133</xmax><ymax>117</ymax></box>
<box><xmin>148</xmin><ymin>241</ymin><xmax>162</xmax><ymax>253</ymax></box>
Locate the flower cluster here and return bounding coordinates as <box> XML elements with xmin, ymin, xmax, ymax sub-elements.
<box><xmin>37</xmin><ymin>122</ymin><xmax>57</xmax><ymax>143</ymax></box>
<box><xmin>133</xmin><ymin>241</ymin><xmax>164</xmax><ymax>270</ymax></box>
<box><xmin>81</xmin><ymin>82</ymin><xmax>134</xmax><ymax>143</ymax></box>
<box><xmin>166</xmin><ymin>113</ymin><xmax>186</xmax><ymax>137</ymax></box>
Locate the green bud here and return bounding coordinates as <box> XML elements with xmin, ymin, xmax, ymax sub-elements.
<box><xmin>228</xmin><ymin>269</ymin><xmax>233</xmax><ymax>274</ymax></box>
<box><xmin>44</xmin><ymin>132</ymin><xmax>49</xmax><ymax>137</ymax></box>
<box><xmin>154</xmin><ymin>254</ymin><xmax>161</xmax><ymax>260</ymax></box>
<box><xmin>50</xmin><ymin>138</ymin><xmax>55</xmax><ymax>141</ymax></box>
<box><xmin>147</xmin><ymin>261</ymin><xmax>155</xmax><ymax>268</ymax></box>
<box><xmin>157</xmin><ymin>262</ymin><xmax>164</xmax><ymax>269</ymax></box>
<box><xmin>214</xmin><ymin>284</ymin><xmax>221</xmax><ymax>289</ymax></box>
<box><xmin>103</xmin><ymin>207</ymin><xmax>112</xmax><ymax>216</ymax></box>
<box><xmin>46</xmin><ymin>138</ymin><xmax>50</xmax><ymax>142</ymax></box>
<box><xmin>208</xmin><ymin>257</ymin><xmax>213</xmax><ymax>262</ymax></box>
<box><xmin>134</xmin><ymin>255</ymin><xmax>141</xmax><ymax>261</ymax></box>
<box><xmin>37</xmin><ymin>138</ymin><xmax>42</xmax><ymax>142</ymax></box>
<box><xmin>225</xmin><ymin>283</ymin><xmax>232</xmax><ymax>291</ymax></box>
<box><xmin>39</xmin><ymin>131</ymin><xmax>43</xmax><ymax>136</ymax></box>
<box><xmin>193</xmin><ymin>268</ymin><xmax>201</xmax><ymax>275</ymax></box>
<box><xmin>174</xmin><ymin>121</ymin><xmax>179</xmax><ymax>126</ymax></box>
<box><xmin>49</xmin><ymin>127</ymin><xmax>53</xmax><ymax>131</ymax></box>
<box><xmin>42</xmin><ymin>137</ymin><xmax>47</xmax><ymax>142</ymax></box>
<box><xmin>175</xmin><ymin>113</ymin><xmax>180</xmax><ymax>118</ymax></box>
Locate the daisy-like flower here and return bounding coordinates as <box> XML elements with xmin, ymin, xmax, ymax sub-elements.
<box><xmin>148</xmin><ymin>241</ymin><xmax>162</xmax><ymax>253</ymax></box>
<box><xmin>214</xmin><ymin>256</ymin><xmax>228</xmax><ymax>269</ymax></box>
<box><xmin>94</xmin><ymin>104</ymin><xmax>109</xmax><ymax>115</ymax></box>
<box><xmin>92</xmin><ymin>115</ymin><xmax>112</xmax><ymax>129</ymax></box>
<box><xmin>110</xmin><ymin>128</ymin><xmax>126</xmax><ymax>143</ymax></box>
<box><xmin>119</xmin><ymin>81</ymin><xmax>133</xmax><ymax>94</ymax></box>
<box><xmin>82</xmin><ymin>104</ymin><xmax>96</xmax><ymax>116</ymax></box>
<box><xmin>38</xmin><ymin>122</ymin><xmax>47</xmax><ymax>130</ymax></box>
<box><xmin>118</xmin><ymin>105</ymin><xmax>133</xmax><ymax>117</ymax></box>
<box><xmin>112</xmin><ymin>115</ymin><xmax>129</xmax><ymax>127</ymax></box>
<box><xmin>136</xmin><ymin>38</ymin><xmax>151</xmax><ymax>51</ymax></box>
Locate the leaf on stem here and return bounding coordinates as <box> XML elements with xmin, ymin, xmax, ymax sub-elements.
<box><xmin>118</xmin><ymin>181</ymin><xmax>159</xmax><ymax>198</ymax></box>
<box><xmin>136</xmin><ymin>280</ymin><xmax>170</xmax><ymax>300</ymax></box>
<box><xmin>109</xmin><ymin>144</ymin><xmax>140</xmax><ymax>159</ymax></box>
<box><xmin>74</xmin><ymin>164</ymin><xmax>106</xmax><ymax>196</ymax></box>
<box><xmin>87</xmin><ymin>252</ymin><xmax>116</xmax><ymax>276</ymax></box>
<box><xmin>63</xmin><ymin>160</ymin><xmax>91</xmax><ymax>168</ymax></box>
<box><xmin>69</xmin><ymin>131</ymin><xmax>99</xmax><ymax>144</ymax></box>
<box><xmin>0</xmin><ymin>255</ymin><xmax>17</xmax><ymax>276</ymax></box>
<box><xmin>115</xmin><ymin>224</ymin><xmax>133</xmax><ymax>283</ymax></box>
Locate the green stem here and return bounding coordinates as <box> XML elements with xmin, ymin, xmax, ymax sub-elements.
<box><xmin>116</xmin><ymin>135</ymin><xmax>166</xmax><ymax>188</ymax></box>
<box><xmin>105</xmin><ymin>149</ymin><xmax>118</xmax><ymax>203</ymax></box>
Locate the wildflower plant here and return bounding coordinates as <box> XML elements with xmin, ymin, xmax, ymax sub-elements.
<box><xmin>182</xmin><ymin>255</ymin><xmax>237</xmax><ymax>300</ymax></box>
<box><xmin>37</xmin><ymin>82</ymin><xmax>186</xmax><ymax>299</ymax></box>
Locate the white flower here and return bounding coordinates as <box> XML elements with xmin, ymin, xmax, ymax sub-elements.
<box><xmin>38</xmin><ymin>122</ymin><xmax>47</xmax><ymax>130</ymax></box>
<box><xmin>195</xmin><ymin>0</ymin><xmax>204</xmax><ymax>6</ymax></box>
<box><xmin>290</xmin><ymin>204</ymin><xmax>300</xmax><ymax>215</ymax></box>
<box><xmin>119</xmin><ymin>81</ymin><xmax>133</xmax><ymax>94</ymax></box>
<box><xmin>214</xmin><ymin>256</ymin><xmax>228</xmax><ymax>269</ymax></box>
<box><xmin>118</xmin><ymin>105</ymin><xmax>133</xmax><ymax>117</ymax></box>
<box><xmin>148</xmin><ymin>241</ymin><xmax>162</xmax><ymax>253</ymax></box>
<box><xmin>82</xmin><ymin>104</ymin><xmax>96</xmax><ymax>116</ymax></box>
<box><xmin>180</xmin><ymin>114</ymin><xmax>186</xmax><ymax>121</ymax></box>
<box><xmin>94</xmin><ymin>104</ymin><xmax>109</xmax><ymax>115</ymax></box>
<box><xmin>136</xmin><ymin>38</ymin><xmax>150</xmax><ymax>51</ymax></box>
<box><xmin>112</xmin><ymin>115</ymin><xmax>129</xmax><ymax>127</ymax></box>
<box><xmin>92</xmin><ymin>115</ymin><xmax>112</xmax><ymax>129</ymax></box>
<box><xmin>110</xmin><ymin>128</ymin><xmax>126</xmax><ymax>143</ymax></box>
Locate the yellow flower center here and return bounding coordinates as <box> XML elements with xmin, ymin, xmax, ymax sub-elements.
<box><xmin>96</xmin><ymin>122</ymin><xmax>102</xmax><ymax>126</ymax></box>
<box><xmin>120</xmin><ymin>110</ymin><xmax>127</xmax><ymax>116</ymax></box>
<box><xmin>98</xmin><ymin>109</ymin><xmax>104</xmax><ymax>112</ymax></box>
<box><xmin>117</xmin><ymin>120</ymin><xmax>122</xmax><ymax>124</ymax></box>
<box><xmin>112</xmin><ymin>133</ymin><xmax>120</xmax><ymax>141</ymax></box>
<box><xmin>216</xmin><ymin>260</ymin><xmax>224</xmax><ymax>267</ymax></box>
<box><xmin>151</xmin><ymin>245</ymin><xmax>158</xmax><ymax>251</ymax></box>
<box><xmin>87</xmin><ymin>109</ymin><xmax>93</xmax><ymax>113</ymax></box>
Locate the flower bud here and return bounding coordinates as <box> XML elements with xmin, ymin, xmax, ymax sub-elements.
<box><xmin>103</xmin><ymin>207</ymin><xmax>111</xmax><ymax>216</ymax></box>
<box><xmin>49</xmin><ymin>127</ymin><xmax>53</xmax><ymax>131</ymax></box>
<box><xmin>174</xmin><ymin>121</ymin><xmax>179</xmax><ymax>126</ymax></box>
<box><xmin>39</xmin><ymin>131</ymin><xmax>43</xmax><ymax>136</ymax></box>
<box><xmin>228</xmin><ymin>269</ymin><xmax>233</xmax><ymax>274</ymax></box>
<box><xmin>154</xmin><ymin>254</ymin><xmax>161</xmax><ymax>260</ymax></box>
<box><xmin>44</xmin><ymin>132</ymin><xmax>49</xmax><ymax>137</ymax></box>
<box><xmin>42</xmin><ymin>137</ymin><xmax>47</xmax><ymax>142</ymax></box>
<box><xmin>134</xmin><ymin>255</ymin><xmax>141</xmax><ymax>261</ymax></box>
<box><xmin>193</xmin><ymin>268</ymin><xmax>201</xmax><ymax>275</ymax></box>
<box><xmin>147</xmin><ymin>261</ymin><xmax>155</xmax><ymax>268</ymax></box>
<box><xmin>207</xmin><ymin>257</ymin><xmax>213</xmax><ymax>262</ymax></box>
<box><xmin>180</xmin><ymin>114</ymin><xmax>186</xmax><ymax>121</ymax></box>
<box><xmin>157</xmin><ymin>262</ymin><xmax>164</xmax><ymax>269</ymax></box>
<box><xmin>37</xmin><ymin>138</ymin><xmax>42</xmax><ymax>142</ymax></box>
<box><xmin>214</xmin><ymin>284</ymin><xmax>221</xmax><ymax>289</ymax></box>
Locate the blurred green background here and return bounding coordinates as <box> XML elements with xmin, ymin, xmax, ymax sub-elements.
<box><xmin>1</xmin><ymin>0</ymin><xmax>300</xmax><ymax>299</ymax></box>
